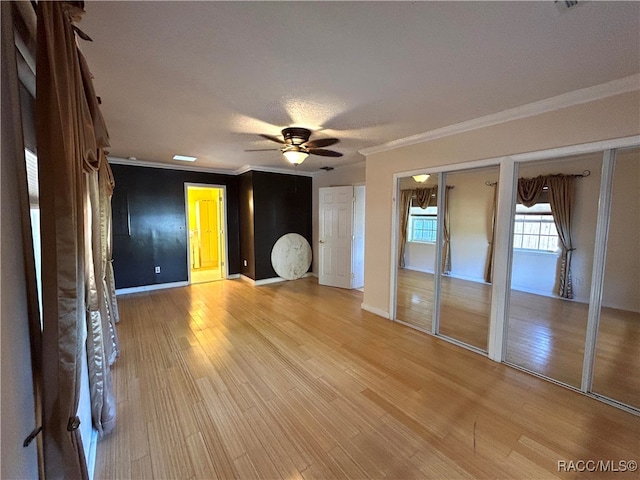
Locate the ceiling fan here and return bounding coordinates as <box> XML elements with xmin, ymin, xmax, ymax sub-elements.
<box><xmin>246</xmin><ymin>127</ymin><xmax>342</xmax><ymax>165</ymax></box>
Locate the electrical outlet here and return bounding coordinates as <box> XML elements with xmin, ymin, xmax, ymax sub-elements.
<box><xmin>155</xmin><ymin>266</ymin><xmax>161</xmax><ymax>274</ymax></box>
<box><xmin>243</xmin><ymin>260</ymin><xmax>247</xmax><ymax>267</ymax></box>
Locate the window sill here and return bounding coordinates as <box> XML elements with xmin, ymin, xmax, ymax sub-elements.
<box><xmin>513</xmin><ymin>249</ymin><xmax>559</xmax><ymax>257</ymax></box>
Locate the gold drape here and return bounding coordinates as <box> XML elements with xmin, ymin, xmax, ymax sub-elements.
<box><xmin>398</xmin><ymin>189</ymin><xmax>413</xmax><ymax>268</ymax></box>
<box><xmin>485</xmin><ymin>183</ymin><xmax>498</xmax><ymax>283</ymax></box>
<box><xmin>36</xmin><ymin>2</ymin><xmax>119</xmax><ymax>477</ymax></box>
<box><xmin>547</xmin><ymin>175</ymin><xmax>575</xmax><ymax>299</ymax></box>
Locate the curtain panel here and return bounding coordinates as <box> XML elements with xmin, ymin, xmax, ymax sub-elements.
<box><xmin>2</xmin><ymin>1</ymin><xmax>44</xmax><ymax>476</ymax></box>
<box><xmin>36</xmin><ymin>2</ymin><xmax>119</xmax><ymax>478</ymax></box>
<box><xmin>516</xmin><ymin>174</ymin><xmax>576</xmax><ymax>299</ymax></box>
<box><xmin>546</xmin><ymin>175</ymin><xmax>576</xmax><ymax>299</ymax></box>
<box><xmin>398</xmin><ymin>189</ymin><xmax>413</xmax><ymax>268</ymax></box>
<box><xmin>441</xmin><ymin>186</ymin><xmax>452</xmax><ymax>274</ymax></box>
<box><xmin>484</xmin><ymin>183</ymin><xmax>498</xmax><ymax>283</ymax></box>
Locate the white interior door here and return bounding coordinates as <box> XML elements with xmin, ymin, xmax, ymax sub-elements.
<box><xmin>319</xmin><ymin>186</ymin><xmax>354</xmax><ymax>289</ymax></box>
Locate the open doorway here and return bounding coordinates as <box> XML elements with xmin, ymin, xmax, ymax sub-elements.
<box><xmin>185</xmin><ymin>184</ymin><xmax>227</xmax><ymax>284</ymax></box>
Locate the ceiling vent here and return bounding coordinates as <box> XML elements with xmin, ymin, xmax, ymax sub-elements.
<box><xmin>554</xmin><ymin>1</ymin><xmax>580</xmax><ymax>12</ymax></box>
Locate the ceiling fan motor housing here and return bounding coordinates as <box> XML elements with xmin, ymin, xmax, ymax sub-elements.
<box><xmin>282</xmin><ymin>127</ymin><xmax>311</xmax><ymax>145</ymax></box>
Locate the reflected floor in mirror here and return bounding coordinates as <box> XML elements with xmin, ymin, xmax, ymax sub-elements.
<box><xmin>395</xmin><ymin>269</ymin><xmax>490</xmax><ymax>350</ymax></box>
<box><xmin>396</xmin><ymin>269</ymin><xmax>639</xmax><ymax>409</ymax></box>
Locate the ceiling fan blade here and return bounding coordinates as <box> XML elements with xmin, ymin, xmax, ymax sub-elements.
<box><xmin>244</xmin><ymin>148</ymin><xmax>279</xmax><ymax>152</ymax></box>
<box><xmin>304</xmin><ymin>138</ymin><xmax>340</xmax><ymax>149</ymax></box>
<box><xmin>309</xmin><ymin>149</ymin><xmax>343</xmax><ymax>157</ymax></box>
<box><xmin>259</xmin><ymin>134</ymin><xmax>285</xmax><ymax>144</ymax></box>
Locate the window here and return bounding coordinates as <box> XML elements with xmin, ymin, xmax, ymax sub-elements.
<box><xmin>408</xmin><ymin>205</ymin><xmax>437</xmax><ymax>243</ymax></box>
<box><xmin>513</xmin><ymin>203</ymin><xmax>559</xmax><ymax>252</ymax></box>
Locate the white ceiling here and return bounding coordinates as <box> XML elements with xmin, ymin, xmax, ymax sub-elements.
<box><xmin>79</xmin><ymin>1</ymin><xmax>640</xmax><ymax>173</ymax></box>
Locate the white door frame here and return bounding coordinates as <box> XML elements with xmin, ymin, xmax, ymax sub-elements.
<box><xmin>184</xmin><ymin>183</ymin><xmax>229</xmax><ymax>284</ymax></box>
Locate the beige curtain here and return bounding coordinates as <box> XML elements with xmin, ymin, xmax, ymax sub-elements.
<box><xmin>398</xmin><ymin>189</ymin><xmax>413</xmax><ymax>268</ymax></box>
<box><xmin>517</xmin><ymin>175</ymin><xmax>545</xmax><ymax>207</ymax></box>
<box><xmin>2</xmin><ymin>2</ymin><xmax>44</xmax><ymax>475</ymax></box>
<box><xmin>484</xmin><ymin>183</ymin><xmax>498</xmax><ymax>283</ymax></box>
<box><xmin>36</xmin><ymin>1</ymin><xmax>118</xmax><ymax>477</ymax></box>
<box><xmin>78</xmin><ymin>47</ymin><xmax>119</xmax><ymax>434</ymax></box>
<box><xmin>441</xmin><ymin>186</ymin><xmax>452</xmax><ymax>273</ymax></box>
<box><xmin>547</xmin><ymin>175</ymin><xmax>575</xmax><ymax>299</ymax></box>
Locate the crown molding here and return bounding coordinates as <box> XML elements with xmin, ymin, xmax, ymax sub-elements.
<box><xmin>108</xmin><ymin>156</ymin><xmax>235</xmax><ymax>175</ymax></box>
<box><xmin>360</xmin><ymin>74</ymin><xmax>640</xmax><ymax>157</ymax></box>
<box><xmin>234</xmin><ymin>164</ymin><xmax>316</xmax><ymax>177</ymax></box>
<box><xmin>107</xmin><ymin>157</ymin><xmax>317</xmax><ymax>177</ymax></box>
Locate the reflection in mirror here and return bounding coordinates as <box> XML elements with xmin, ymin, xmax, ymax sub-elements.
<box><xmin>437</xmin><ymin>166</ymin><xmax>499</xmax><ymax>351</ymax></box>
<box><xmin>592</xmin><ymin>147</ymin><xmax>640</xmax><ymax>409</ymax></box>
<box><xmin>395</xmin><ymin>174</ymin><xmax>439</xmax><ymax>332</ymax></box>
<box><xmin>506</xmin><ymin>153</ymin><xmax>601</xmax><ymax>388</ymax></box>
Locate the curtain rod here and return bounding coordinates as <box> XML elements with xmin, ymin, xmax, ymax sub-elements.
<box><xmin>485</xmin><ymin>170</ymin><xmax>591</xmax><ymax>186</ymax></box>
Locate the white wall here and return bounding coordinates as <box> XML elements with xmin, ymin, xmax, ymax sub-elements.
<box><xmin>312</xmin><ymin>162</ymin><xmax>366</xmax><ymax>274</ymax></box>
<box><xmin>362</xmin><ymin>90</ymin><xmax>640</xmax><ymax>317</ymax></box>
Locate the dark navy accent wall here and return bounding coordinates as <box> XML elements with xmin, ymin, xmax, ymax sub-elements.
<box><xmin>239</xmin><ymin>171</ymin><xmax>312</xmax><ymax>281</ymax></box>
<box><xmin>110</xmin><ymin>164</ymin><xmax>240</xmax><ymax>289</ymax></box>
<box><xmin>238</xmin><ymin>172</ymin><xmax>256</xmax><ymax>280</ymax></box>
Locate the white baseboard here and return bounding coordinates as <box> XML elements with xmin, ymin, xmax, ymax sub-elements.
<box><xmin>361</xmin><ymin>303</ymin><xmax>390</xmax><ymax>319</ymax></box>
<box><xmin>116</xmin><ymin>281</ymin><xmax>188</xmax><ymax>295</ymax></box>
<box><xmin>227</xmin><ymin>273</ymin><xmax>241</xmax><ymax>279</ymax></box>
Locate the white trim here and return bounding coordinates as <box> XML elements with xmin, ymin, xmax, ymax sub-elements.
<box><xmin>361</xmin><ymin>303</ymin><xmax>390</xmax><ymax>319</ymax></box>
<box><xmin>393</xmin><ymin>135</ymin><xmax>640</xmax><ymax>181</ymax></box>
<box><xmin>115</xmin><ymin>281</ymin><xmax>188</xmax><ymax>295</ymax></box>
<box><xmin>432</xmin><ymin>172</ymin><xmax>446</xmax><ymax>335</ymax></box>
<box><xmin>360</xmin><ymin>75</ymin><xmax>640</xmax><ymax>156</ymax></box>
<box><xmin>388</xmin><ymin>174</ymin><xmax>401</xmax><ymax>320</ymax></box>
<box><xmin>227</xmin><ymin>274</ymin><xmax>241</xmax><ymax>280</ymax></box>
<box><xmin>581</xmin><ymin>149</ymin><xmax>616</xmax><ymax>392</ymax></box>
<box><xmin>509</xmin><ymin>135</ymin><xmax>640</xmax><ymax>163</ymax></box>
<box><xmin>487</xmin><ymin>159</ymin><xmax>517</xmax><ymax>362</ymax></box>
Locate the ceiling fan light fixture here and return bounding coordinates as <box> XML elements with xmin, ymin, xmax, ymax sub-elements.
<box><xmin>283</xmin><ymin>149</ymin><xmax>309</xmax><ymax>165</ymax></box>
<box><xmin>412</xmin><ymin>174</ymin><xmax>430</xmax><ymax>183</ymax></box>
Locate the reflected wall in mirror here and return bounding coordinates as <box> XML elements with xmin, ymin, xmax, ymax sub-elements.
<box><xmin>506</xmin><ymin>152</ymin><xmax>601</xmax><ymax>388</ymax></box>
<box><xmin>437</xmin><ymin>166</ymin><xmax>498</xmax><ymax>351</ymax></box>
<box><xmin>395</xmin><ymin>174</ymin><xmax>439</xmax><ymax>332</ymax></box>
<box><xmin>592</xmin><ymin>147</ymin><xmax>640</xmax><ymax>408</ymax></box>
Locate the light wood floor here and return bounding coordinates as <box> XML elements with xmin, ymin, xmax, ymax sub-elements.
<box><xmin>96</xmin><ymin>277</ymin><xmax>640</xmax><ymax>479</ymax></box>
<box><xmin>396</xmin><ymin>268</ymin><xmax>640</xmax><ymax>409</ymax></box>
<box><xmin>191</xmin><ymin>266</ymin><xmax>223</xmax><ymax>284</ymax></box>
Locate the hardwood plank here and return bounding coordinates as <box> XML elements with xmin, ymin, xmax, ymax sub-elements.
<box><xmin>95</xmin><ymin>277</ymin><xmax>640</xmax><ymax>479</ymax></box>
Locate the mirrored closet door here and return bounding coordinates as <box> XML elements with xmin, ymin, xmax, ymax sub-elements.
<box><xmin>395</xmin><ymin>174</ymin><xmax>439</xmax><ymax>333</ymax></box>
<box><xmin>505</xmin><ymin>153</ymin><xmax>602</xmax><ymax>388</ymax></box>
<box><xmin>591</xmin><ymin>147</ymin><xmax>640</xmax><ymax>409</ymax></box>
<box><xmin>437</xmin><ymin>166</ymin><xmax>499</xmax><ymax>351</ymax></box>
